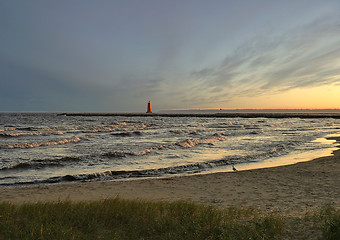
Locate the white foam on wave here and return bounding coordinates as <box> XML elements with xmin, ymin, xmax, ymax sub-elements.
<box><xmin>6</xmin><ymin>136</ymin><xmax>90</xmax><ymax>149</ymax></box>
<box><xmin>177</xmin><ymin>139</ymin><xmax>200</xmax><ymax>148</ymax></box>
<box><xmin>0</xmin><ymin>131</ymin><xmax>66</xmax><ymax>137</ymax></box>
<box><xmin>200</xmin><ymin>133</ymin><xmax>226</xmax><ymax>143</ymax></box>
<box><xmin>20</xmin><ymin>121</ymin><xmax>154</xmax><ymax>135</ymax></box>
<box><xmin>0</xmin><ymin>128</ymin><xmax>16</xmax><ymax>132</ymax></box>
<box><xmin>176</xmin><ymin>133</ymin><xmax>227</xmax><ymax>148</ymax></box>
<box><xmin>104</xmin><ymin>144</ymin><xmax>171</xmax><ymax>158</ymax></box>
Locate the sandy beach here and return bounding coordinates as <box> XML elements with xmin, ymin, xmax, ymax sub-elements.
<box><xmin>1</xmin><ymin>137</ymin><xmax>339</xmax><ymax>216</ymax></box>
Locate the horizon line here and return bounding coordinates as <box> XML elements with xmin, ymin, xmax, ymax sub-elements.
<box><xmin>161</xmin><ymin>108</ymin><xmax>340</xmax><ymax>111</ymax></box>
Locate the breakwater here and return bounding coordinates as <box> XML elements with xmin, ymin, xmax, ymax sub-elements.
<box><xmin>60</xmin><ymin>112</ymin><xmax>340</xmax><ymax>119</ymax></box>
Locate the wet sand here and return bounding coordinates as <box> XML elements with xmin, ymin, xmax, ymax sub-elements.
<box><xmin>1</xmin><ymin>137</ymin><xmax>339</xmax><ymax>216</ymax></box>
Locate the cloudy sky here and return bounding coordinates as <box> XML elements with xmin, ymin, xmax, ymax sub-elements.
<box><xmin>1</xmin><ymin>0</ymin><xmax>340</xmax><ymax>112</ymax></box>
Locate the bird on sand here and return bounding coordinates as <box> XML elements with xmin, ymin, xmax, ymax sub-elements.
<box><xmin>232</xmin><ymin>165</ymin><xmax>237</xmax><ymax>171</ymax></box>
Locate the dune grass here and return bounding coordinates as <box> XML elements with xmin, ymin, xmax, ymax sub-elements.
<box><xmin>305</xmin><ymin>204</ymin><xmax>340</xmax><ymax>240</ymax></box>
<box><xmin>0</xmin><ymin>197</ymin><xmax>338</xmax><ymax>240</ymax></box>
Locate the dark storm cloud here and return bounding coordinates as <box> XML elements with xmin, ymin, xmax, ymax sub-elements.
<box><xmin>1</xmin><ymin>1</ymin><xmax>340</xmax><ymax>111</ymax></box>
<box><xmin>0</xmin><ymin>60</ymin><xmax>114</xmax><ymax>111</ymax></box>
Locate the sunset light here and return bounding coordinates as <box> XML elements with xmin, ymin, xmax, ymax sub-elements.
<box><xmin>1</xmin><ymin>1</ymin><xmax>340</xmax><ymax>112</ymax></box>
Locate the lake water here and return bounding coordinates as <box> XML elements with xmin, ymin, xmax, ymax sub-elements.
<box><xmin>1</xmin><ymin>112</ymin><xmax>339</xmax><ymax>186</ymax></box>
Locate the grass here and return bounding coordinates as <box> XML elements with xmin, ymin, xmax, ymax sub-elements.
<box><xmin>0</xmin><ymin>197</ymin><xmax>339</xmax><ymax>240</ymax></box>
<box><xmin>305</xmin><ymin>205</ymin><xmax>340</xmax><ymax>240</ymax></box>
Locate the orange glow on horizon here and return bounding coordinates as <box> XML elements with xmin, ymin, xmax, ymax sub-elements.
<box><xmin>224</xmin><ymin>84</ymin><xmax>340</xmax><ymax>109</ymax></box>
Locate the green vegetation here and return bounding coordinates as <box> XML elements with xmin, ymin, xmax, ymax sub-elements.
<box><xmin>305</xmin><ymin>205</ymin><xmax>340</xmax><ymax>240</ymax></box>
<box><xmin>0</xmin><ymin>198</ymin><xmax>339</xmax><ymax>240</ymax></box>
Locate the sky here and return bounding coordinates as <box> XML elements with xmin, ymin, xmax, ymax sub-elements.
<box><xmin>1</xmin><ymin>0</ymin><xmax>340</xmax><ymax>112</ymax></box>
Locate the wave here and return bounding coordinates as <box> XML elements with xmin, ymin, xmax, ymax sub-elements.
<box><xmin>0</xmin><ymin>157</ymin><xmax>82</xmax><ymax>171</ymax></box>
<box><xmin>0</xmin><ymin>162</ymin><xmax>60</xmax><ymax>171</ymax></box>
<box><xmin>176</xmin><ymin>139</ymin><xmax>200</xmax><ymax>148</ymax></box>
<box><xmin>103</xmin><ymin>151</ymin><xmax>136</xmax><ymax>158</ymax></box>
<box><xmin>74</xmin><ymin>122</ymin><xmax>155</xmax><ymax>133</ymax></box>
<box><xmin>208</xmin><ymin>123</ymin><xmax>245</xmax><ymax>129</ymax></box>
<box><xmin>5</xmin><ymin>136</ymin><xmax>90</xmax><ymax>149</ymax></box>
<box><xmin>103</xmin><ymin>144</ymin><xmax>170</xmax><ymax>158</ymax></box>
<box><xmin>0</xmin><ymin>127</ymin><xmax>16</xmax><ymax>132</ymax></box>
<box><xmin>249</xmin><ymin>130</ymin><xmax>265</xmax><ymax>134</ymax></box>
<box><xmin>169</xmin><ymin>129</ymin><xmax>198</xmax><ymax>135</ymax></box>
<box><xmin>1</xmin><ymin>122</ymin><xmax>154</xmax><ymax>137</ymax></box>
<box><xmin>177</xmin><ymin>133</ymin><xmax>226</xmax><ymax>148</ymax></box>
<box><xmin>111</xmin><ymin>131</ymin><xmax>142</xmax><ymax>137</ymax></box>
<box><xmin>103</xmin><ymin>133</ymin><xmax>227</xmax><ymax>159</ymax></box>
<box><xmin>0</xmin><ymin>176</ymin><xmax>17</xmax><ymax>181</ymax></box>
<box><xmin>0</xmin><ymin>131</ymin><xmax>65</xmax><ymax>137</ymax></box>
<box><xmin>41</xmin><ymin>151</ymin><xmax>280</xmax><ymax>184</ymax></box>
<box><xmin>0</xmin><ymin>140</ymin><xmax>302</xmax><ymax>186</ymax></box>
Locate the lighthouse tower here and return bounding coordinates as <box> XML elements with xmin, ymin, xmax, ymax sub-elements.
<box><xmin>146</xmin><ymin>101</ymin><xmax>152</xmax><ymax>113</ymax></box>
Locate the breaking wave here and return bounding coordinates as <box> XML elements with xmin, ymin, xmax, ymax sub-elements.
<box><xmin>0</xmin><ymin>128</ymin><xmax>16</xmax><ymax>132</ymax></box>
<box><xmin>0</xmin><ymin>131</ymin><xmax>65</xmax><ymax>137</ymax></box>
<box><xmin>103</xmin><ymin>133</ymin><xmax>227</xmax><ymax>159</ymax></box>
<box><xmin>5</xmin><ymin>136</ymin><xmax>90</xmax><ymax>149</ymax></box>
<box><xmin>177</xmin><ymin>133</ymin><xmax>226</xmax><ymax>148</ymax></box>
<box><xmin>1</xmin><ymin>112</ymin><xmax>339</xmax><ymax>187</ymax></box>
<box><xmin>103</xmin><ymin>144</ymin><xmax>170</xmax><ymax>158</ymax></box>
<box><xmin>177</xmin><ymin>139</ymin><xmax>200</xmax><ymax>148</ymax></box>
<box><xmin>39</xmin><ymin>148</ymin><xmax>293</xmax><ymax>184</ymax></box>
<box><xmin>0</xmin><ymin>122</ymin><xmax>154</xmax><ymax>137</ymax></box>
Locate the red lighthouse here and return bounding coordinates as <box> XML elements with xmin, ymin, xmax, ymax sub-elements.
<box><xmin>146</xmin><ymin>101</ymin><xmax>152</xmax><ymax>113</ymax></box>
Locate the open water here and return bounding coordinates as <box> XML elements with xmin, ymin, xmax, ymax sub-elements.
<box><xmin>1</xmin><ymin>112</ymin><xmax>340</xmax><ymax>186</ymax></box>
